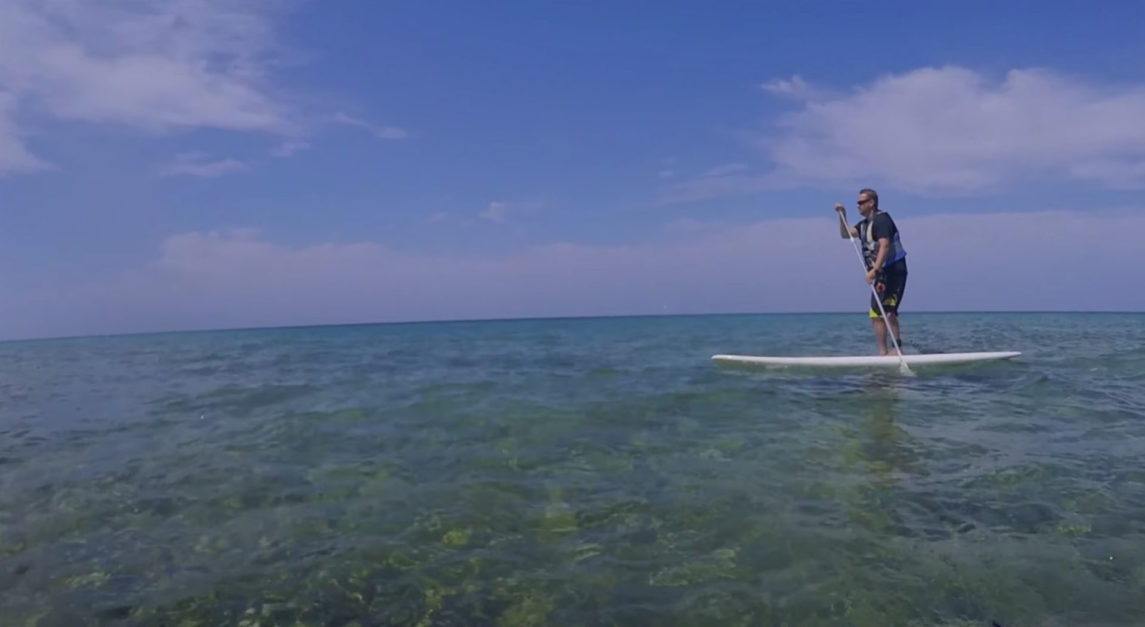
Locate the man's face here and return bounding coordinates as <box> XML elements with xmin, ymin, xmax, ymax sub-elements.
<box><xmin>857</xmin><ymin>193</ymin><xmax>875</xmax><ymax>217</ymax></box>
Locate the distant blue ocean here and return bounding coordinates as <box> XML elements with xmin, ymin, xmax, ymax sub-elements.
<box><xmin>2</xmin><ymin>312</ymin><xmax>1144</xmax><ymax>625</ymax></box>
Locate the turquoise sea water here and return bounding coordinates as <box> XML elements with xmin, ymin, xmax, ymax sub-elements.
<box><xmin>1</xmin><ymin>312</ymin><xmax>1144</xmax><ymax>626</ymax></box>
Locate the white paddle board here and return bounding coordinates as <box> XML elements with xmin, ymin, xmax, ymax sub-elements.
<box><xmin>711</xmin><ymin>351</ymin><xmax>1020</xmax><ymax>369</ymax></box>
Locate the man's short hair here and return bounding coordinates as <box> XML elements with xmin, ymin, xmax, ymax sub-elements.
<box><xmin>860</xmin><ymin>188</ymin><xmax>878</xmax><ymax>208</ymax></box>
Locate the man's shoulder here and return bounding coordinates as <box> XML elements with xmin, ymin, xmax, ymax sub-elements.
<box><xmin>874</xmin><ymin>211</ymin><xmax>898</xmax><ymax>230</ymax></box>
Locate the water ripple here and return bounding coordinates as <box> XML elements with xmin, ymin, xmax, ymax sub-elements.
<box><xmin>1</xmin><ymin>313</ymin><xmax>1144</xmax><ymax>625</ymax></box>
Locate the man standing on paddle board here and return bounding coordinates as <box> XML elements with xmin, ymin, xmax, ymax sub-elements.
<box><xmin>835</xmin><ymin>188</ymin><xmax>908</xmax><ymax>355</ymax></box>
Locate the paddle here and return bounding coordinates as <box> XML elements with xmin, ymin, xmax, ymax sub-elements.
<box><xmin>836</xmin><ymin>208</ymin><xmax>914</xmax><ymax>376</ymax></box>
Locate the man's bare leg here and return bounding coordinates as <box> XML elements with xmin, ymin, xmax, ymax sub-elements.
<box><xmin>885</xmin><ymin>312</ymin><xmax>901</xmax><ymax>351</ymax></box>
<box><xmin>872</xmin><ymin>317</ymin><xmax>889</xmax><ymax>355</ymax></box>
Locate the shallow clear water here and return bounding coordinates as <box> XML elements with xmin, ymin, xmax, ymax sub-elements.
<box><xmin>1</xmin><ymin>313</ymin><xmax>1143</xmax><ymax>626</ymax></box>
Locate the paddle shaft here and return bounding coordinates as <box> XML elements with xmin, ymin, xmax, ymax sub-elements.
<box><xmin>838</xmin><ymin>211</ymin><xmax>908</xmax><ymax>363</ymax></box>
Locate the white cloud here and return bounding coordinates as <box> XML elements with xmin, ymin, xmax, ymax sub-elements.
<box><xmin>157</xmin><ymin>151</ymin><xmax>247</xmax><ymax>178</ymax></box>
<box><xmin>0</xmin><ymin>0</ymin><xmax>404</xmax><ymax>173</ymax></box>
<box><xmin>4</xmin><ymin>209</ymin><xmax>1142</xmax><ymax>339</ymax></box>
<box><xmin>756</xmin><ymin>66</ymin><xmax>1145</xmax><ymax>193</ymax></box>
<box><xmin>0</xmin><ymin>0</ymin><xmax>293</xmax><ymax>164</ymax></box>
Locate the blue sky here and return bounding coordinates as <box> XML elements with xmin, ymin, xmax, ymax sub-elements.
<box><xmin>2</xmin><ymin>0</ymin><xmax>1144</xmax><ymax>339</ymax></box>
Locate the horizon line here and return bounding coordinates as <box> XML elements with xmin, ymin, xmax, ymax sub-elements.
<box><xmin>2</xmin><ymin>308</ymin><xmax>1142</xmax><ymax>345</ymax></box>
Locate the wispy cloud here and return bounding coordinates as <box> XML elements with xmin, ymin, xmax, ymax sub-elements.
<box><xmin>158</xmin><ymin>152</ymin><xmax>247</xmax><ymax>178</ymax></box>
<box><xmin>659</xmin><ymin>163</ymin><xmax>780</xmax><ymax>204</ymax></box>
<box><xmin>331</xmin><ymin>112</ymin><xmax>409</xmax><ymax>140</ymax></box>
<box><xmin>270</xmin><ymin>140</ymin><xmax>310</xmax><ymax>157</ymax></box>
<box><xmin>480</xmin><ymin>201</ymin><xmax>509</xmax><ymax>223</ymax></box>
<box><xmin>760</xmin><ymin>75</ymin><xmax>832</xmax><ymax>101</ymax></box>
<box><xmin>0</xmin><ymin>90</ymin><xmax>49</xmax><ymax>174</ymax></box>
<box><xmin>479</xmin><ymin>200</ymin><xmax>544</xmax><ymax>224</ymax></box>
<box><xmin>6</xmin><ymin>208</ymin><xmax>1141</xmax><ymax>339</ymax></box>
